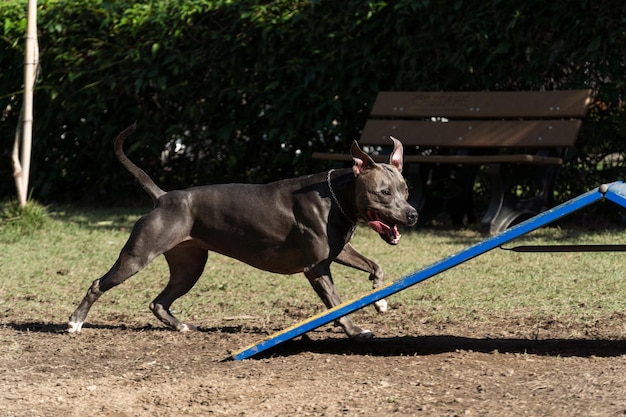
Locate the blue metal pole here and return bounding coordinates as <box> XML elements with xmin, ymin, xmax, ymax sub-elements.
<box><xmin>230</xmin><ymin>184</ymin><xmax>614</xmax><ymax>360</ymax></box>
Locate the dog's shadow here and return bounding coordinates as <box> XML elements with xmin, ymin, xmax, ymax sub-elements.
<box><xmin>253</xmin><ymin>334</ymin><xmax>626</xmax><ymax>359</ymax></box>
<box><xmin>5</xmin><ymin>322</ymin><xmax>625</xmax><ymax>359</ymax></box>
<box><xmin>2</xmin><ymin>321</ymin><xmax>254</xmax><ymax>335</ymax></box>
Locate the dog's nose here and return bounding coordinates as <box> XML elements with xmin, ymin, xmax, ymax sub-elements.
<box><xmin>407</xmin><ymin>208</ymin><xmax>418</xmax><ymax>225</ymax></box>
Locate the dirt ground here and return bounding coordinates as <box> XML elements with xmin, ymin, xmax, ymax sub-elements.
<box><xmin>2</xmin><ymin>312</ymin><xmax>626</xmax><ymax>417</ymax></box>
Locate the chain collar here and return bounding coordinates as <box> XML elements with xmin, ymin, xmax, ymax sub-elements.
<box><xmin>327</xmin><ymin>169</ymin><xmax>356</xmax><ymax>230</ymax></box>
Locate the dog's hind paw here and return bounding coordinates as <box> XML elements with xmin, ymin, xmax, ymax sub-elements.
<box><xmin>67</xmin><ymin>321</ymin><xmax>83</xmax><ymax>333</ymax></box>
<box><xmin>180</xmin><ymin>323</ymin><xmax>198</xmax><ymax>332</ymax></box>
<box><xmin>374</xmin><ymin>299</ymin><xmax>388</xmax><ymax>313</ymax></box>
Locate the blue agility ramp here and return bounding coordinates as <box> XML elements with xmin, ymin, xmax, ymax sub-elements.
<box><xmin>230</xmin><ymin>181</ymin><xmax>626</xmax><ymax>360</ymax></box>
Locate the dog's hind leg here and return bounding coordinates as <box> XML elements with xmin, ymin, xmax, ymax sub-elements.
<box><xmin>333</xmin><ymin>243</ymin><xmax>388</xmax><ymax>313</ymax></box>
<box><xmin>67</xmin><ymin>248</ymin><xmax>154</xmax><ymax>333</ymax></box>
<box><xmin>68</xmin><ymin>210</ymin><xmax>189</xmax><ymax>333</ymax></box>
<box><xmin>150</xmin><ymin>246</ymin><xmax>208</xmax><ymax>331</ymax></box>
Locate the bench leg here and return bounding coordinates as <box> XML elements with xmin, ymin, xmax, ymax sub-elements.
<box><xmin>415</xmin><ymin>165</ymin><xmax>478</xmax><ymax>227</ymax></box>
<box><xmin>404</xmin><ymin>163</ymin><xmax>425</xmax><ymax>214</ymax></box>
<box><xmin>480</xmin><ymin>163</ymin><xmax>560</xmax><ymax>235</ymax></box>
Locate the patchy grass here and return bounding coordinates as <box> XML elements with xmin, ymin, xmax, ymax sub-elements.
<box><xmin>0</xmin><ymin>199</ymin><xmax>49</xmax><ymax>243</ymax></box>
<box><xmin>1</xmin><ymin>205</ymin><xmax>626</xmax><ymax>332</ymax></box>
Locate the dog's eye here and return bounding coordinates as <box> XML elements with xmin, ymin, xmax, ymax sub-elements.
<box><xmin>381</xmin><ymin>189</ymin><xmax>392</xmax><ymax>196</ymax></box>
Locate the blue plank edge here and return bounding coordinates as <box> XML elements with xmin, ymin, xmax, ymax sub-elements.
<box><xmin>229</xmin><ymin>181</ymin><xmax>623</xmax><ymax>360</ymax></box>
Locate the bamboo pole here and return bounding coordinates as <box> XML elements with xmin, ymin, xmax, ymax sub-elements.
<box><xmin>13</xmin><ymin>0</ymin><xmax>38</xmax><ymax>207</ymax></box>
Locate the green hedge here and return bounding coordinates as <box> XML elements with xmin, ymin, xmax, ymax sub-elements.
<box><xmin>1</xmin><ymin>0</ymin><xmax>625</xmax><ymax>203</ymax></box>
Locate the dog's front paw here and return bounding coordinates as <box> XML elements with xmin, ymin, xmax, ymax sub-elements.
<box><xmin>351</xmin><ymin>329</ymin><xmax>374</xmax><ymax>341</ymax></box>
<box><xmin>374</xmin><ymin>299</ymin><xmax>388</xmax><ymax>313</ymax></box>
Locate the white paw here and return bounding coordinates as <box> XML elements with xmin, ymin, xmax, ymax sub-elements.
<box><xmin>67</xmin><ymin>321</ymin><xmax>83</xmax><ymax>333</ymax></box>
<box><xmin>374</xmin><ymin>299</ymin><xmax>388</xmax><ymax>313</ymax></box>
<box><xmin>180</xmin><ymin>323</ymin><xmax>198</xmax><ymax>332</ymax></box>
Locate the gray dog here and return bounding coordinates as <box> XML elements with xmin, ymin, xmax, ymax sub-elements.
<box><xmin>68</xmin><ymin>123</ymin><xmax>418</xmax><ymax>338</ymax></box>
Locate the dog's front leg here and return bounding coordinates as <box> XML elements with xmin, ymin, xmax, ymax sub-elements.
<box><xmin>333</xmin><ymin>243</ymin><xmax>388</xmax><ymax>313</ymax></box>
<box><xmin>304</xmin><ymin>266</ymin><xmax>373</xmax><ymax>339</ymax></box>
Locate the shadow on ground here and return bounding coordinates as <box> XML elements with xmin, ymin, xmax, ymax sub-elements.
<box><xmin>253</xmin><ymin>334</ymin><xmax>626</xmax><ymax>359</ymax></box>
<box><xmin>5</xmin><ymin>321</ymin><xmax>625</xmax><ymax>360</ymax></box>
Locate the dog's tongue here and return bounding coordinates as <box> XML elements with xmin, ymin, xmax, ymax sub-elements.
<box><xmin>368</xmin><ymin>220</ymin><xmax>401</xmax><ymax>245</ymax></box>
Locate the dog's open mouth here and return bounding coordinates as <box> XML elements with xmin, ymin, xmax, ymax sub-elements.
<box><xmin>367</xmin><ymin>210</ymin><xmax>401</xmax><ymax>245</ymax></box>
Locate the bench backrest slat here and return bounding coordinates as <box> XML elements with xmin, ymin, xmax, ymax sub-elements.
<box><xmin>370</xmin><ymin>90</ymin><xmax>592</xmax><ymax>119</ymax></box>
<box><xmin>361</xmin><ymin>119</ymin><xmax>583</xmax><ymax>148</ymax></box>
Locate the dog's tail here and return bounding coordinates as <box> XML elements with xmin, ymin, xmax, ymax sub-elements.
<box><xmin>114</xmin><ymin>122</ymin><xmax>166</xmax><ymax>203</ymax></box>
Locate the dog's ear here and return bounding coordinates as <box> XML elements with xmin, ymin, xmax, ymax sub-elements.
<box><xmin>351</xmin><ymin>140</ymin><xmax>376</xmax><ymax>176</ymax></box>
<box><xmin>388</xmin><ymin>136</ymin><xmax>404</xmax><ymax>173</ymax></box>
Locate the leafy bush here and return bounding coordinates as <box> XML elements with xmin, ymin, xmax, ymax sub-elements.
<box><xmin>1</xmin><ymin>0</ymin><xmax>624</xmax><ymax>203</ymax></box>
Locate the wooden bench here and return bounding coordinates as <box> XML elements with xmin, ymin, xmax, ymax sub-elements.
<box><xmin>312</xmin><ymin>90</ymin><xmax>593</xmax><ymax>234</ymax></box>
